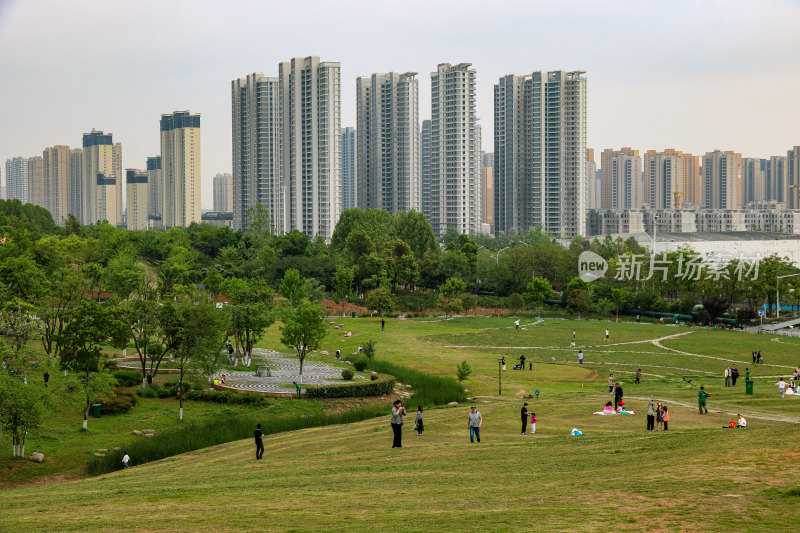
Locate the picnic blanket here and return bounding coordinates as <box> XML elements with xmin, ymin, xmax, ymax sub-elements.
<box><xmin>593</xmin><ymin>411</ymin><xmax>636</xmax><ymax>415</ymax></box>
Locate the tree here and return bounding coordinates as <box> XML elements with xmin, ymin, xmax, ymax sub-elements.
<box><xmin>104</xmin><ymin>253</ymin><xmax>143</xmax><ymax>300</ymax></box>
<box><xmin>279</xmin><ymin>268</ymin><xmax>306</xmax><ymax>308</ymax></box>
<box><xmin>438</xmin><ymin>277</ymin><xmax>467</xmax><ymax>318</ymax></box>
<box><xmin>508</xmin><ymin>293</ymin><xmax>524</xmax><ymax>313</ymax></box>
<box><xmin>365</xmin><ymin>286</ymin><xmax>394</xmax><ymax>316</ymax></box>
<box><xmin>280</xmin><ymin>300</ymin><xmax>327</xmax><ymax>383</ymax></box>
<box><xmin>38</xmin><ymin>265</ymin><xmax>87</xmax><ymax>358</ymax></box>
<box><xmin>610</xmin><ymin>287</ymin><xmax>632</xmax><ymax>322</ymax></box>
<box><xmin>226</xmin><ymin>278</ymin><xmax>277</xmax><ymax>367</ymax></box>
<box><xmin>58</xmin><ymin>301</ymin><xmax>128</xmax><ymax>429</ymax></box>
<box><xmin>391</xmin><ymin>210</ymin><xmax>437</xmax><ymax>259</ymax></box>
<box><xmin>0</xmin><ymin>369</ymin><xmax>52</xmax><ymax>457</ymax></box>
<box><xmin>567</xmin><ymin>289</ymin><xmax>593</xmax><ymax>320</ymax></box>
<box><xmin>362</xmin><ymin>339</ymin><xmax>377</xmax><ymax>366</ymax></box>
<box><xmin>455</xmin><ymin>360</ymin><xmax>473</xmax><ymax>382</ymax></box>
<box><xmin>523</xmin><ymin>277</ymin><xmax>554</xmax><ymax>317</ymax></box>
<box><xmin>332</xmin><ymin>266</ymin><xmax>355</xmax><ymax>317</ymax></box>
<box><xmin>245</xmin><ymin>203</ymin><xmax>275</xmax><ymax>244</ymax></box>
<box><xmin>461</xmin><ymin>293</ymin><xmax>478</xmax><ymax>316</ymax></box>
<box><xmin>702</xmin><ymin>295</ymin><xmax>730</xmax><ymax>321</ymax></box>
<box><xmin>0</xmin><ymin>299</ymin><xmax>39</xmax><ymax>379</ymax></box>
<box><xmin>304</xmin><ymin>278</ymin><xmax>326</xmax><ymax>304</ymax></box>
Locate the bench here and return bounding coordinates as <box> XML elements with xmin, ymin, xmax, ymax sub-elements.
<box><xmin>255</xmin><ymin>366</ymin><xmax>271</xmax><ymax>377</ymax></box>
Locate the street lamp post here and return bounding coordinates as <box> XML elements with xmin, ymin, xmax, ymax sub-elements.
<box><xmin>776</xmin><ymin>273</ymin><xmax>800</xmax><ymax>319</ymax></box>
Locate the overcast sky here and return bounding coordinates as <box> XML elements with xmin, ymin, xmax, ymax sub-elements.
<box><xmin>1</xmin><ymin>0</ymin><xmax>799</xmax><ymax>209</ymax></box>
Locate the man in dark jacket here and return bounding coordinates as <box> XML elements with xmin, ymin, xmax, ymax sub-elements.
<box><xmin>731</xmin><ymin>365</ymin><xmax>739</xmax><ymax>386</ymax></box>
<box><xmin>254</xmin><ymin>423</ymin><xmax>264</xmax><ymax>459</ymax></box>
<box><xmin>614</xmin><ymin>383</ymin><xmax>624</xmax><ymax>410</ymax></box>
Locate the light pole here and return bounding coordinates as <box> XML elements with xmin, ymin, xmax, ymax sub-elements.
<box><xmin>497</xmin><ymin>358</ymin><xmax>503</xmax><ymax>396</ymax></box>
<box><xmin>776</xmin><ymin>273</ymin><xmax>800</xmax><ymax>319</ymax></box>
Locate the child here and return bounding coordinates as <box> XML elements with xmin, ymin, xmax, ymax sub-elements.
<box><xmin>122</xmin><ymin>452</ymin><xmax>130</xmax><ymax>469</ymax></box>
<box><xmin>415</xmin><ymin>406</ymin><xmax>424</xmax><ymax>435</ymax></box>
<box><xmin>530</xmin><ymin>412</ymin><xmax>537</xmax><ymax>434</ymax></box>
<box><xmin>662</xmin><ymin>405</ymin><xmax>669</xmax><ymax>431</ymax></box>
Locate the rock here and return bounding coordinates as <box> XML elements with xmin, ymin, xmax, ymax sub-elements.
<box><xmin>329</xmin><ymin>321</ymin><xmax>335</xmax><ymax>325</ymax></box>
<box><xmin>144</xmin><ymin>433</ymin><xmax>154</xmax><ymax>438</ymax></box>
<box><xmin>320</xmin><ymin>350</ymin><xmax>329</xmax><ymax>356</ymax></box>
<box><xmin>371</xmin><ymin>371</ymin><xmax>378</xmax><ymax>377</ymax></box>
<box><xmin>447</xmin><ymin>402</ymin><xmax>459</xmax><ymax>407</ymax></box>
<box><xmin>143</xmin><ymin>429</ymin><xmax>155</xmax><ymax>434</ymax></box>
<box><xmin>405</xmin><ymin>384</ymin><xmax>413</xmax><ymax>390</ymax></box>
<box><xmin>334</xmin><ymin>325</ymin><xmax>340</xmax><ymax>329</ymax></box>
<box><xmin>114</xmin><ymin>447</ymin><xmax>121</xmax><ymax>451</ymax></box>
<box><xmin>94</xmin><ymin>453</ymin><xmax>105</xmax><ymax>457</ymax></box>
<box><xmin>132</xmin><ymin>430</ymin><xmax>143</xmax><ymax>436</ymax></box>
<box><xmin>28</xmin><ymin>452</ymin><xmax>44</xmax><ymax>463</ymax></box>
<box><xmin>344</xmin><ymin>361</ymin><xmax>353</xmax><ymax>365</ymax></box>
<box><xmin>96</xmin><ymin>448</ymin><xmax>108</xmax><ymax>452</ymax></box>
<box><xmin>339</xmin><ymin>324</ymin><xmax>345</xmax><ymax>328</ymax></box>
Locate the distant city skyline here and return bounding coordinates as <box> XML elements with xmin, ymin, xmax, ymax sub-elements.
<box><xmin>1</xmin><ymin>0</ymin><xmax>799</xmax><ymax>209</ymax></box>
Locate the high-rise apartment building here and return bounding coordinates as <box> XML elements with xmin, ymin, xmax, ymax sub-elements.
<box><xmin>5</xmin><ymin>157</ymin><xmax>29</xmax><ymax>203</ymax></box>
<box><xmin>601</xmin><ymin>148</ymin><xmax>641</xmax><ymax>209</ymax></box>
<box><xmin>81</xmin><ymin>130</ymin><xmax>120</xmax><ymax>225</ymax></box>
<box><xmin>788</xmin><ymin>146</ymin><xmax>800</xmax><ymax>209</ymax></box>
<box><xmin>27</xmin><ymin>156</ymin><xmax>45</xmax><ymax>208</ymax></box>
<box><xmin>213</xmin><ymin>172</ymin><xmax>233</xmax><ymax>212</ymax></box>
<box><xmin>481</xmin><ymin>151</ymin><xmax>494</xmax><ymax>225</ymax></box>
<box><xmin>420</xmin><ymin>120</ymin><xmax>432</xmax><ymax>222</ymax></box>
<box><xmin>231</xmin><ymin>73</ymin><xmax>281</xmax><ymax>231</ymax></box>
<box><xmin>494</xmin><ymin>70</ymin><xmax>587</xmax><ymax>237</ymax></box>
<box><xmin>767</xmin><ymin>156</ymin><xmax>787</xmax><ymax>204</ymax></box>
<box><xmin>126</xmin><ymin>169</ymin><xmax>149</xmax><ymax>230</ymax></box>
<box><xmin>160</xmin><ymin>111</ymin><xmax>201</xmax><ymax>228</ymax></box>
<box><xmin>146</xmin><ymin>156</ymin><xmax>162</xmax><ymax>222</ymax></box>
<box><xmin>702</xmin><ymin>150</ymin><xmax>742</xmax><ymax>209</ymax></box>
<box><xmin>644</xmin><ymin>149</ymin><xmax>700</xmax><ymax>209</ymax></box>
<box><xmin>279</xmin><ymin>56</ymin><xmax>341</xmax><ymax>239</ymax></box>
<box><xmin>430</xmin><ymin>63</ymin><xmax>481</xmax><ymax>237</ymax></box>
<box><xmin>681</xmin><ymin>152</ymin><xmax>701</xmax><ymax>207</ymax></box>
<box><xmin>742</xmin><ymin>158</ymin><xmax>767</xmax><ymax>205</ymax></box>
<box><xmin>68</xmin><ymin>148</ymin><xmax>82</xmax><ymax>220</ymax></box>
<box><xmin>356</xmin><ymin>72</ymin><xmax>420</xmax><ymax>214</ymax></box>
<box><xmin>586</xmin><ymin>149</ymin><xmax>597</xmax><ymax>210</ymax></box>
<box><xmin>341</xmin><ymin>127</ymin><xmax>356</xmax><ymax>211</ymax></box>
<box><xmin>43</xmin><ymin>146</ymin><xmax>73</xmax><ymax>222</ymax></box>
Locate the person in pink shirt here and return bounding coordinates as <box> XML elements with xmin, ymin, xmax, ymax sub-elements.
<box><xmin>530</xmin><ymin>413</ymin><xmax>537</xmax><ymax>434</ymax></box>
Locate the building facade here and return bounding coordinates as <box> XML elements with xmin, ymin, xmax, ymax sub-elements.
<box><xmin>43</xmin><ymin>146</ymin><xmax>73</xmax><ymax>222</ymax></box>
<box><xmin>81</xmin><ymin>130</ymin><xmax>120</xmax><ymax>225</ymax></box>
<box><xmin>213</xmin><ymin>172</ymin><xmax>233</xmax><ymax>213</ymax></box>
<box><xmin>481</xmin><ymin>151</ymin><xmax>494</xmax><ymax>225</ymax></box>
<box><xmin>356</xmin><ymin>72</ymin><xmax>420</xmax><ymax>214</ymax></box>
<box><xmin>126</xmin><ymin>169</ymin><xmax>149</xmax><ymax>230</ymax></box>
<box><xmin>146</xmin><ymin>156</ymin><xmax>162</xmax><ymax>223</ymax></box>
<box><xmin>5</xmin><ymin>157</ymin><xmax>29</xmax><ymax>203</ymax></box>
<box><xmin>27</xmin><ymin>156</ymin><xmax>45</xmax><ymax>209</ymax></box>
<box><xmin>341</xmin><ymin>127</ymin><xmax>356</xmax><ymax>211</ymax></box>
<box><xmin>644</xmin><ymin>149</ymin><xmax>681</xmax><ymax>209</ymax></box>
<box><xmin>160</xmin><ymin>111</ymin><xmax>201</xmax><ymax>228</ymax></box>
<box><xmin>602</xmin><ymin>147</ymin><xmax>641</xmax><ymax>209</ymax></box>
<box><xmin>494</xmin><ymin>70</ymin><xmax>587</xmax><ymax>237</ymax></box>
<box><xmin>702</xmin><ymin>150</ymin><xmax>742</xmax><ymax>209</ymax></box>
<box><xmin>788</xmin><ymin>146</ymin><xmax>800</xmax><ymax>209</ymax></box>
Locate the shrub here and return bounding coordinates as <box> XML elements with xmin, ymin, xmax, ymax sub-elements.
<box><xmin>184</xmin><ymin>389</ymin><xmax>269</xmax><ymax>407</ymax></box>
<box><xmin>456</xmin><ymin>360</ymin><xmax>472</xmax><ymax>382</ymax></box>
<box><xmin>305</xmin><ymin>373</ymin><xmax>395</xmax><ymax>399</ymax></box>
<box><xmin>352</xmin><ymin>356</ymin><xmax>369</xmax><ymax>372</ymax></box>
<box><xmin>97</xmin><ymin>388</ymin><xmax>138</xmax><ymax>415</ymax></box>
<box><xmin>341</xmin><ymin>369</ymin><xmax>354</xmax><ymax>380</ymax></box>
<box><xmin>136</xmin><ymin>382</ymin><xmax>192</xmax><ymax>399</ymax></box>
<box><xmin>113</xmin><ymin>370</ymin><xmax>142</xmax><ymax>388</ymax></box>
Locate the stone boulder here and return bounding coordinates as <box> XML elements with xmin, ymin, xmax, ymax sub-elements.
<box><xmin>132</xmin><ymin>430</ymin><xmax>143</xmax><ymax>436</ymax></box>
<box><xmin>143</xmin><ymin>429</ymin><xmax>155</xmax><ymax>435</ymax></box>
<box><xmin>94</xmin><ymin>453</ymin><xmax>105</xmax><ymax>457</ymax></box>
<box><xmin>344</xmin><ymin>360</ymin><xmax>353</xmax><ymax>365</ymax></box>
<box><xmin>28</xmin><ymin>452</ymin><xmax>44</xmax><ymax>463</ymax></box>
<box><xmin>405</xmin><ymin>384</ymin><xmax>413</xmax><ymax>390</ymax></box>
<box><xmin>447</xmin><ymin>402</ymin><xmax>459</xmax><ymax>407</ymax></box>
<box><xmin>320</xmin><ymin>350</ymin><xmax>329</xmax><ymax>356</ymax></box>
<box><xmin>344</xmin><ymin>331</ymin><xmax>352</xmax><ymax>337</ymax></box>
<box><xmin>96</xmin><ymin>448</ymin><xmax>108</xmax><ymax>452</ymax></box>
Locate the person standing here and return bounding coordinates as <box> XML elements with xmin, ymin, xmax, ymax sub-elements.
<box><xmin>655</xmin><ymin>401</ymin><xmax>664</xmax><ymax>430</ymax></box>
<box><xmin>578</xmin><ymin>350</ymin><xmax>584</xmax><ymax>364</ymax></box>
<box><xmin>254</xmin><ymin>424</ymin><xmax>264</xmax><ymax>459</ymax></box>
<box><xmin>146</xmin><ymin>371</ymin><xmax>153</xmax><ymax>386</ymax></box>
<box><xmin>731</xmin><ymin>365</ymin><xmax>739</xmax><ymax>387</ymax></box>
<box><xmin>605</xmin><ymin>328</ymin><xmax>610</xmax><ymax>341</ymax></box>
<box><xmin>724</xmin><ymin>367</ymin><xmax>731</xmax><ymax>387</ymax></box>
<box><xmin>745</xmin><ymin>368</ymin><xmax>750</xmax><ymax>381</ymax></box>
<box><xmin>646</xmin><ymin>399</ymin><xmax>656</xmax><ymax>431</ymax></box>
<box><xmin>122</xmin><ymin>452</ymin><xmax>130</xmax><ymax>469</ymax></box>
<box><xmin>520</xmin><ymin>402</ymin><xmax>529</xmax><ymax>435</ymax></box>
<box><xmin>635</xmin><ymin>368</ymin><xmax>641</xmax><ymax>384</ymax></box>
<box><xmin>468</xmin><ymin>406</ymin><xmax>482</xmax><ymax>443</ymax></box>
<box><xmin>43</xmin><ymin>371</ymin><xmax>49</xmax><ymax>388</ymax></box>
<box><xmin>662</xmin><ymin>405</ymin><xmax>669</xmax><ymax>431</ymax></box>
<box><xmin>572</xmin><ymin>329</ymin><xmax>576</xmax><ymax>340</ymax></box>
<box><xmin>520</xmin><ymin>355</ymin><xmax>526</xmax><ymax>369</ymax></box>
<box><xmin>381</xmin><ymin>318</ymin><xmax>385</xmax><ymax>331</ymax></box>
<box><xmin>515</xmin><ymin>319</ymin><xmax>520</xmax><ymax>331</ymax></box>
<box><xmin>614</xmin><ymin>383</ymin><xmax>624</xmax><ymax>410</ymax></box>
<box><xmin>608</xmin><ymin>373</ymin><xmax>614</xmax><ymax>394</ymax></box>
<box><xmin>777</xmin><ymin>378</ymin><xmax>787</xmax><ymax>398</ymax></box>
<box><xmin>391</xmin><ymin>400</ymin><xmax>407</xmax><ymax>448</ymax></box>
<box><xmin>501</xmin><ymin>357</ymin><xmax>506</xmax><ymax>372</ymax></box>
<box><xmin>698</xmin><ymin>386</ymin><xmax>709</xmax><ymax>414</ymax></box>
<box><xmin>751</xmin><ymin>350</ymin><xmax>757</xmax><ymax>364</ymax></box>
<box><xmin>530</xmin><ymin>412</ymin><xmax>537</xmax><ymax>434</ymax></box>
<box><xmin>415</xmin><ymin>406</ymin><xmax>424</xmax><ymax>436</ymax></box>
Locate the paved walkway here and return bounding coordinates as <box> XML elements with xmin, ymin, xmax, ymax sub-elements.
<box><xmin>218</xmin><ymin>348</ymin><xmax>357</xmax><ymax>393</ymax></box>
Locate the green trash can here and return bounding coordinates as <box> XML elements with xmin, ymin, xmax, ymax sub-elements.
<box><xmin>351</xmin><ymin>311</ymin><xmax>356</xmax><ymax>318</ymax></box>
<box><xmin>92</xmin><ymin>404</ymin><xmax>102</xmax><ymax>418</ymax></box>
<box><xmin>745</xmin><ymin>380</ymin><xmax>754</xmax><ymax>395</ymax></box>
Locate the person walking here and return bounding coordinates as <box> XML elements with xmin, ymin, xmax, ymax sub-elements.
<box><xmin>578</xmin><ymin>350</ymin><xmax>584</xmax><ymax>364</ymax></box>
<box><xmin>254</xmin><ymin>423</ymin><xmax>264</xmax><ymax>459</ymax></box>
<box><xmin>520</xmin><ymin>354</ymin><xmax>526</xmax><ymax>369</ymax></box>
<box><xmin>614</xmin><ymin>383</ymin><xmax>624</xmax><ymax>410</ymax></box>
<box><xmin>777</xmin><ymin>377</ymin><xmax>787</xmax><ymax>398</ymax></box>
<box><xmin>572</xmin><ymin>329</ymin><xmax>576</xmax><ymax>340</ymax></box>
<box><xmin>655</xmin><ymin>401</ymin><xmax>664</xmax><ymax>430</ymax></box>
<box><xmin>530</xmin><ymin>412</ymin><xmax>537</xmax><ymax>434</ymax></box>
<box><xmin>515</xmin><ymin>319</ymin><xmax>520</xmax><ymax>331</ymax></box>
<box><xmin>415</xmin><ymin>406</ymin><xmax>424</xmax><ymax>436</ymax></box>
<box><xmin>520</xmin><ymin>402</ymin><xmax>529</xmax><ymax>434</ymax></box>
<box><xmin>662</xmin><ymin>405</ymin><xmax>669</xmax><ymax>431</ymax></box>
<box><xmin>43</xmin><ymin>371</ymin><xmax>49</xmax><ymax>388</ymax></box>
<box><xmin>646</xmin><ymin>399</ymin><xmax>656</xmax><ymax>431</ymax></box>
<box><xmin>608</xmin><ymin>373</ymin><xmax>614</xmax><ymax>394</ymax></box>
<box><xmin>381</xmin><ymin>318</ymin><xmax>385</xmax><ymax>331</ymax></box>
<box><xmin>122</xmin><ymin>452</ymin><xmax>130</xmax><ymax>469</ymax></box>
<box><xmin>391</xmin><ymin>400</ymin><xmax>407</xmax><ymax>448</ymax></box>
<box><xmin>731</xmin><ymin>365</ymin><xmax>739</xmax><ymax>387</ymax></box>
<box><xmin>751</xmin><ymin>350</ymin><xmax>757</xmax><ymax>364</ymax></box>
<box><xmin>468</xmin><ymin>406</ymin><xmax>482</xmax><ymax>443</ymax></box>
<box><xmin>698</xmin><ymin>386</ymin><xmax>709</xmax><ymax>414</ymax></box>
<box><xmin>501</xmin><ymin>357</ymin><xmax>506</xmax><ymax>372</ymax></box>
<box><xmin>605</xmin><ymin>328</ymin><xmax>610</xmax><ymax>341</ymax></box>
<box><xmin>724</xmin><ymin>367</ymin><xmax>731</xmax><ymax>387</ymax></box>
<box><xmin>635</xmin><ymin>368</ymin><xmax>641</xmax><ymax>384</ymax></box>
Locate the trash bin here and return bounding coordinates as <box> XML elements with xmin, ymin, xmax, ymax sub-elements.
<box><xmin>351</xmin><ymin>311</ymin><xmax>356</xmax><ymax>318</ymax></box>
<box><xmin>745</xmin><ymin>380</ymin><xmax>754</xmax><ymax>395</ymax></box>
<box><xmin>92</xmin><ymin>404</ymin><xmax>102</xmax><ymax>418</ymax></box>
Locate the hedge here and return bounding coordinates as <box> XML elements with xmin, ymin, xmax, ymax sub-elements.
<box><xmin>113</xmin><ymin>370</ymin><xmax>142</xmax><ymax>388</ymax></box>
<box><xmin>185</xmin><ymin>389</ymin><xmax>269</xmax><ymax>406</ymax></box>
<box><xmin>304</xmin><ymin>373</ymin><xmax>395</xmax><ymax>399</ymax></box>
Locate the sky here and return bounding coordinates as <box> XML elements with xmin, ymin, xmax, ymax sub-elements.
<box><xmin>1</xmin><ymin>0</ymin><xmax>799</xmax><ymax>209</ymax></box>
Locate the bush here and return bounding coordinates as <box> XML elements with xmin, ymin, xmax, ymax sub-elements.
<box><xmin>370</xmin><ymin>360</ymin><xmax>466</xmax><ymax>407</ymax></box>
<box><xmin>305</xmin><ymin>373</ymin><xmax>395</xmax><ymax>399</ymax></box>
<box><xmin>136</xmin><ymin>382</ymin><xmax>193</xmax><ymax>399</ymax></box>
<box><xmin>97</xmin><ymin>388</ymin><xmax>138</xmax><ymax>415</ymax></box>
<box><xmin>352</xmin><ymin>357</ymin><xmax>369</xmax><ymax>372</ymax></box>
<box><xmin>341</xmin><ymin>369</ymin><xmax>354</xmax><ymax>380</ymax></box>
<box><xmin>113</xmin><ymin>370</ymin><xmax>142</xmax><ymax>388</ymax></box>
<box><xmin>184</xmin><ymin>389</ymin><xmax>269</xmax><ymax>406</ymax></box>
